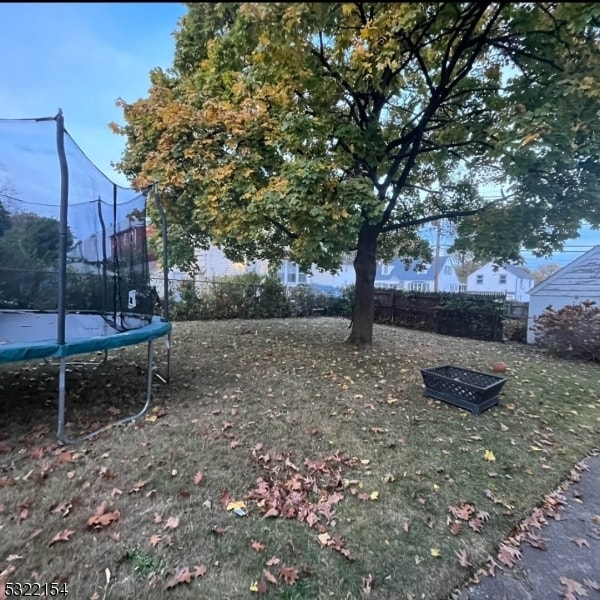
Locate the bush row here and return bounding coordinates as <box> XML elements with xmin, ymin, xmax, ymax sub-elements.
<box><xmin>167</xmin><ymin>273</ymin><xmax>355</xmax><ymax>321</ymax></box>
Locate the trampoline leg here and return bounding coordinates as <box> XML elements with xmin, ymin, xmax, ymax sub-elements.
<box><xmin>153</xmin><ymin>331</ymin><xmax>172</xmax><ymax>384</ymax></box>
<box><xmin>57</xmin><ymin>340</ymin><xmax>156</xmax><ymax>445</ymax></box>
<box><xmin>57</xmin><ymin>357</ymin><xmax>67</xmax><ymax>444</ymax></box>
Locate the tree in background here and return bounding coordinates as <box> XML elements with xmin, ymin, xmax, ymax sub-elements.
<box><xmin>531</xmin><ymin>262</ymin><xmax>562</xmax><ymax>285</ymax></box>
<box><xmin>0</xmin><ymin>212</ymin><xmax>73</xmax><ymax>308</ymax></box>
<box><xmin>113</xmin><ymin>2</ymin><xmax>600</xmax><ymax>345</ymax></box>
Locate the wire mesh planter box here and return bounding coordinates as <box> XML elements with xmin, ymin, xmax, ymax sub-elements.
<box><xmin>420</xmin><ymin>365</ymin><xmax>507</xmax><ymax>415</ymax></box>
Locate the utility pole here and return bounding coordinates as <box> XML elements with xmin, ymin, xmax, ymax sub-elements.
<box><xmin>433</xmin><ymin>219</ymin><xmax>441</xmax><ymax>292</ymax></box>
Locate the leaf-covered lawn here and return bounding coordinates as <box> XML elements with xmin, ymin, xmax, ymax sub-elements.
<box><xmin>1</xmin><ymin>318</ymin><xmax>599</xmax><ymax>599</ymax></box>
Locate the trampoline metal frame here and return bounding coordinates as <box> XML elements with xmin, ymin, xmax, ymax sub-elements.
<box><xmin>57</xmin><ymin>340</ymin><xmax>156</xmax><ymax>445</ymax></box>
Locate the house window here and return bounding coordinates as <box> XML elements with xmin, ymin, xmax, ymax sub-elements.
<box><xmin>409</xmin><ymin>282</ymin><xmax>430</xmax><ymax>292</ymax></box>
<box><xmin>499</xmin><ymin>274</ymin><xmax>507</xmax><ymax>284</ymax></box>
<box><xmin>443</xmin><ymin>265</ymin><xmax>452</xmax><ymax>275</ymax></box>
<box><xmin>476</xmin><ymin>274</ymin><xmax>484</xmax><ymax>284</ymax></box>
<box><xmin>278</xmin><ymin>260</ymin><xmax>307</xmax><ymax>286</ymax></box>
<box><xmin>381</xmin><ymin>263</ymin><xmax>392</xmax><ymax>276</ymax></box>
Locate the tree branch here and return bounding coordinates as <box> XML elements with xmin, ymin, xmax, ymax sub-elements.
<box><xmin>263</xmin><ymin>215</ymin><xmax>298</xmax><ymax>240</ymax></box>
<box><xmin>380</xmin><ymin>200</ymin><xmax>503</xmax><ymax>233</ymax></box>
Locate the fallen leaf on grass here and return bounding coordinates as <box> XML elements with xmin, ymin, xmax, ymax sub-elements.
<box><xmin>28</xmin><ymin>528</ymin><xmax>43</xmax><ymax>541</ymax></box>
<box><xmin>230</xmin><ymin>439</ymin><xmax>240</xmax><ymax>449</ymax></box>
<box><xmin>449</xmin><ymin>503</ymin><xmax>475</xmax><ymax>521</ymax></box>
<box><xmin>279</xmin><ymin>566</ymin><xmax>299</xmax><ymax>586</ymax></box>
<box><xmin>559</xmin><ymin>576</ymin><xmax>588</xmax><ymax>599</ymax></box>
<box><xmin>49</xmin><ymin>529</ymin><xmax>74</xmax><ymax>546</ymax></box>
<box><xmin>57</xmin><ymin>451</ymin><xmax>74</xmax><ymax>464</ymax></box>
<box><xmin>251</xmin><ymin>540</ymin><xmax>266</xmax><ymax>553</ymax></box>
<box><xmin>49</xmin><ymin>501</ymin><xmax>72</xmax><ymax>517</ymax></box>
<box><xmin>583</xmin><ymin>579</ymin><xmax>600</xmax><ymax>591</ymax></box>
<box><xmin>484</xmin><ymin>450</ymin><xmax>496</xmax><ymax>462</ymax></box>
<box><xmin>497</xmin><ymin>543</ymin><xmax>521</xmax><ymax>568</ymax></box>
<box><xmin>212</xmin><ymin>526</ymin><xmax>228</xmax><ymax>536</ymax></box>
<box><xmin>0</xmin><ymin>565</ymin><xmax>17</xmax><ymax>596</ymax></box>
<box><xmin>570</xmin><ymin>537</ymin><xmax>590</xmax><ymax>548</ymax></box>
<box><xmin>249</xmin><ymin>580</ymin><xmax>268</xmax><ymax>593</ymax></box>
<box><xmin>430</xmin><ymin>548</ymin><xmax>441</xmax><ymax>558</ymax></box>
<box><xmin>266</xmin><ymin>557</ymin><xmax>280</xmax><ymax>566</ymax></box>
<box><xmin>129</xmin><ymin>480</ymin><xmax>146</xmax><ymax>494</ymax></box>
<box><xmin>593</xmin><ymin>515</ymin><xmax>600</xmax><ymax>525</ymax></box>
<box><xmin>164</xmin><ymin>516</ymin><xmax>180</xmax><ymax>530</ymax></box>
<box><xmin>455</xmin><ymin>549</ymin><xmax>471</xmax><ymax>568</ymax></box>
<box><xmin>0</xmin><ymin>477</ymin><xmax>15</xmax><ymax>487</ymax></box>
<box><xmin>87</xmin><ymin>502</ymin><xmax>120</xmax><ymax>529</ymax></box>
<box><xmin>262</xmin><ymin>568</ymin><xmax>278</xmax><ymax>584</ymax></box>
<box><xmin>192</xmin><ymin>565</ymin><xmax>207</xmax><ymax>578</ymax></box>
<box><xmin>362</xmin><ymin>573</ymin><xmax>374</xmax><ymax>595</ymax></box>
<box><xmin>166</xmin><ymin>567</ymin><xmax>192</xmax><ymax>589</ymax></box>
<box><xmin>150</xmin><ymin>534</ymin><xmax>161</xmax><ymax>547</ymax></box>
<box><xmin>193</xmin><ymin>472</ymin><xmax>204</xmax><ymax>485</ymax></box>
<box><xmin>403</xmin><ymin>521</ymin><xmax>410</xmax><ymax>533</ymax></box>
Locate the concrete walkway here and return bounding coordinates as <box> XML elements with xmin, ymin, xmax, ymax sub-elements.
<box><xmin>456</xmin><ymin>452</ymin><xmax>600</xmax><ymax>600</ymax></box>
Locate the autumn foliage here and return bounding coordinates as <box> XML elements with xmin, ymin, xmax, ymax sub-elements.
<box><xmin>113</xmin><ymin>2</ymin><xmax>600</xmax><ymax>345</ymax></box>
<box><xmin>531</xmin><ymin>300</ymin><xmax>600</xmax><ymax>362</ymax></box>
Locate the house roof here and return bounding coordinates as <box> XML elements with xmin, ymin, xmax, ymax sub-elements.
<box><xmin>529</xmin><ymin>245</ymin><xmax>600</xmax><ymax>295</ymax></box>
<box><xmin>376</xmin><ymin>256</ymin><xmax>453</xmax><ymax>282</ymax></box>
<box><xmin>469</xmin><ymin>262</ymin><xmax>533</xmax><ymax>280</ymax></box>
<box><xmin>503</xmin><ymin>264</ymin><xmax>534</xmax><ymax>280</ymax></box>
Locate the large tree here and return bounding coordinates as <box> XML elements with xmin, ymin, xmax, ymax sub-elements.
<box><xmin>113</xmin><ymin>2</ymin><xmax>600</xmax><ymax>344</ymax></box>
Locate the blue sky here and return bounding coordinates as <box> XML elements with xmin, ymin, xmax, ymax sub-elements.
<box><xmin>1</xmin><ymin>2</ymin><xmax>597</xmax><ymax>270</ymax></box>
<box><xmin>0</xmin><ymin>2</ymin><xmax>185</xmax><ymax>186</ymax></box>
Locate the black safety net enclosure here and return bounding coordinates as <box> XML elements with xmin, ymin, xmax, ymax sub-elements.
<box><xmin>0</xmin><ymin>114</ymin><xmax>156</xmax><ymax>322</ymax></box>
<box><xmin>0</xmin><ymin>112</ymin><xmax>171</xmax><ymax>444</ymax></box>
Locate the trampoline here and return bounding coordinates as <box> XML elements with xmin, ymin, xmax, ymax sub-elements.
<box><xmin>0</xmin><ymin>112</ymin><xmax>172</xmax><ymax>444</ymax></box>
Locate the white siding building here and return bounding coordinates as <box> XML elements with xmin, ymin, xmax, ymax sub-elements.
<box><xmin>467</xmin><ymin>263</ymin><xmax>534</xmax><ymax>302</ymax></box>
<box><xmin>374</xmin><ymin>256</ymin><xmax>463</xmax><ymax>292</ymax></box>
<box><xmin>527</xmin><ymin>245</ymin><xmax>600</xmax><ymax>343</ymax></box>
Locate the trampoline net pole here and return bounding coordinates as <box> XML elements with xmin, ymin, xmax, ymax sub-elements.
<box><xmin>154</xmin><ymin>182</ymin><xmax>170</xmax><ymax>322</ymax></box>
<box><xmin>57</xmin><ymin>357</ymin><xmax>67</xmax><ymax>443</ymax></box>
<box><xmin>154</xmin><ymin>183</ymin><xmax>172</xmax><ymax>383</ymax></box>
<box><xmin>55</xmin><ymin>110</ymin><xmax>69</xmax><ymax>345</ymax></box>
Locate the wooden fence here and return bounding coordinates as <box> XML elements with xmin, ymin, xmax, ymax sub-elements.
<box><xmin>373</xmin><ymin>290</ymin><xmax>507</xmax><ymax>342</ymax></box>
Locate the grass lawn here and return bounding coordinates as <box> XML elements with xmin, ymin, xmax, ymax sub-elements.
<box><xmin>1</xmin><ymin>317</ymin><xmax>599</xmax><ymax>599</ymax></box>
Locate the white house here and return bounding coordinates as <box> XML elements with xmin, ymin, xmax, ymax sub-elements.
<box><xmin>278</xmin><ymin>257</ymin><xmax>355</xmax><ymax>288</ymax></box>
<box><xmin>374</xmin><ymin>256</ymin><xmax>463</xmax><ymax>292</ymax></box>
<box><xmin>526</xmin><ymin>245</ymin><xmax>600</xmax><ymax>343</ymax></box>
<box><xmin>467</xmin><ymin>263</ymin><xmax>534</xmax><ymax>302</ymax></box>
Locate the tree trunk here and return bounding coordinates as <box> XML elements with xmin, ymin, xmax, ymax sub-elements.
<box><xmin>346</xmin><ymin>224</ymin><xmax>379</xmax><ymax>346</ymax></box>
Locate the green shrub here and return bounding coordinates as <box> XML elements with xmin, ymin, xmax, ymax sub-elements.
<box><xmin>503</xmin><ymin>319</ymin><xmax>527</xmax><ymax>343</ymax></box>
<box><xmin>170</xmin><ymin>273</ymin><xmax>288</xmax><ymax>321</ymax></box>
<box><xmin>531</xmin><ymin>300</ymin><xmax>600</xmax><ymax>362</ymax></box>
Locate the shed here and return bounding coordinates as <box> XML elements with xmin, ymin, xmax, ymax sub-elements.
<box><xmin>527</xmin><ymin>245</ymin><xmax>600</xmax><ymax>343</ymax></box>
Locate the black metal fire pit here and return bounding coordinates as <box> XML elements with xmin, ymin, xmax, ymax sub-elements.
<box><xmin>420</xmin><ymin>365</ymin><xmax>507</xmax><ymax>415</ymax></box>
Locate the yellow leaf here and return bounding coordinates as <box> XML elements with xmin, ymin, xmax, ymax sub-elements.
<box><xmin>249</xmin><ymin>581</ymin><xmax>258</xmax><ymax>592</ymax></box>
<box><xmin>430</xmin><ymin>548</ymin><xmax>441</xmax><ymax>557</ymax></box>
<box><xmin>370</xmin><ymin>491</ymin><xmax>379</xmax><ymax>501</ymax></box>
<box><xmin>317</xmin><ymin>532</ymin><xmax>331</xmax><ymax>546</ymax></box>
<box><xmin>484</xmin><ymin>450</ymin><xmax>496</xmax><ymax>462</ymax></box>
<box><xmin>360</xmin><ymin>459</ymin><xmax>370</xmax><ymax>465</ymax></box>
<box><xmin>145</xmin><ymin>415</ymin><xmax>158</xmax><ymax>423</ymax></box>
<box><xmin>226</xmin><ymin>501</ymin><xmax>246</xmax><ymax>511</ymax></box>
